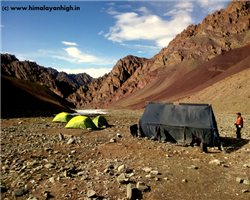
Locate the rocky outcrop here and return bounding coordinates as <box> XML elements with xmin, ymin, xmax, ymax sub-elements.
<box><xmin>47</xmin><ymin>68</ymin><xmax>93</xmax><ymax>89</ymax></box>
<box><xmin>67</xmin><ymin>55</ymin><xmax>148</xmax><ymax>108</ymax></box>
<box><xmin>68</xmin><ymin>0</ymin><xmax>250</xmax><ymax>109</ymax></box>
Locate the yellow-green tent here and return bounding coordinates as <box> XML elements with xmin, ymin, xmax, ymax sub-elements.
<box><xmin>93</xmin><ymin>115</ymin><xmax>109</xmax><ymax>127</ymax></box>
<box><xmin>65</xmin><ymin>116</ymin><xmax>97</xmax><ymax>129</ymax></box>
<box><xmin>52</xmin><ymin>112</ymin><xmax>73</xmax><ymax>123</ymax></box>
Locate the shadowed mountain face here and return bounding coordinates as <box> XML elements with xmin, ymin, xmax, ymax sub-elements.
<box><xmin>1</xmin><ymin>54</ymin><xmax>93</xmax><ymax>118</ymax></box>
<box><xmin>1</xmin><ymin>75</ymin><xmax>75</xmax><ymax>118</ymax></box>
<box><xmin>66</xmin><ymin>1</ymin><xmax>250</xmax><ymax>110</ymax></box>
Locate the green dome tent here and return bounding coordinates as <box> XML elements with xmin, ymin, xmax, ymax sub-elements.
<box><xmin>93</xmin><ymin>115</ymin><xmax>109</xmax><ymax>127</ymax></box>
<box><xmin>65</xmin><ymin>116</ymin><xmax>97</xmax><ymax>129</ymax></box>
<box><xmin>52</xmin><ymin>112</ymin><xmax>73</xmax><ymax>123</ymax></box>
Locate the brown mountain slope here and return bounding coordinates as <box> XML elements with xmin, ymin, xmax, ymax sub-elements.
<box><xmin>68</xmin><ymin>0</ymin><xmax>250</xmax><ymax>109</ymax></box>
<box><xmin>178</xmin><ymin>68</ymin><xmax>250</xmax><ymax>115</ymax></box>
<box><xmin>1</xmin><ymin>75</ymin><xmax>75</xmax><ymax>118</ymax></box>
<box><xmin>107</xmin><ymin>43</ymin><xmax>250</xmax><ymax>109</ymax></box>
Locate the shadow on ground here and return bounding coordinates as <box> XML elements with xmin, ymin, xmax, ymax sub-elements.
<box><xmin>220</xmin><ymin>136</ymin><xmax>249</xmax><ymax>153</ymax></box>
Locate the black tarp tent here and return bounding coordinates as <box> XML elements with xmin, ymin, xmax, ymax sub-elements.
<box><xmin>139</xmin><ymin>102</ymin><xmax>220</xmax><ymax>147</ymax></box>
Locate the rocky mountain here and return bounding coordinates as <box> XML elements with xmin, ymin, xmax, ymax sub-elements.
<box><xmin>47</xmin><ymin>67</ymin><xmax>93</xmax><ymax>89</ymax></box>
<box><xmin>125</xmin><ymin>43</ymin><xmax>250</xmax><ymax>110</ymax></box>
<box><xmin>67</xmin><ymin>55</ymin><xmax>148</xmax><ymax>108</ymax></box>
<box><xmin>67</xmin><ymin>0</ymin><xmax>250</xmax><ymax>110</ymax></box>
<box><xmin>1</xmin><ymin>54</ymin><xmax>76</xmax><ymax>98</ymax></box>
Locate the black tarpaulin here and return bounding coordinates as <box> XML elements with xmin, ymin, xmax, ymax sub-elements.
<box><xmin>139</xmin><ymin>102</ymin><xmax>220</xmax><ymax>147</ymax></box>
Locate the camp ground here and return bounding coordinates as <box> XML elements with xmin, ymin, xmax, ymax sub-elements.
<box><xmin>93</xmin><ymin>115</ymin><xmax>109</xmax><ymax>127</ymax></box>
<box><xmin>65</xmin><ymin>115</ymin><xmax>97</xmax><ymax>130</ymax></box>
<box><xmin>137</xmin><ymin>102</ymin><xmax>221</xmax><ymax>148</ymax></box>
<box><xmin>52</xmin><ymin>112</ymin><xmax>73</xmax><ymax>123</ymax></box>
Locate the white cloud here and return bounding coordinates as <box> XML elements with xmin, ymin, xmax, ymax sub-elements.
<box><xmin>98</xmin><ymin>30</ymin><xmax>104</xmax><ymax>35</ymax></box>
<box><xmin>156</xmin><ymin>37</ymin><xmax>174</xmax><ymax>48</ymax></box>
<box><xmin>107</xmin><ymin>6</ymin><xmax>120</xmax><ymax>15</ymax></box>
<box><xmin>63</xmin><ymin>47</ymin><xmax>102</xmax><ymax>63</ymax></box>
<box><xmin>175</xmin><ymin>2</ymin><xmax>193</xmax><ymax>9</ymax></box>
<box><xmin>38</xmin><ymin>47</ymin><xmax>115</xmax><ymax>66</ymax></box>
<box><xmin>0</xmin><ymin>25</ymin><xmax>4</xmax><ymax>27</ymax></box>
<box><xmin>197</xmin><ymin>0</ymin><xmax>228</xmax><ymax>13</ymax></box>
<box><xmin>52</xmin><ymin>55</ymin><xmax>77</xmax><ymax>63</ymax></box>
<box><xmin>119</xmin><ymin>5</ymin><xmax>132</xmax><ymax>9</ymax></box>
<box><xmin>137</xmin><ymin>51</ymin><xmax>144</xmax><ymax>53</ymax></box>
<box><xmin>105</xmin><ymin>3</ymin><xmax>194</xmax><ymax>48</ymax></box>
<box><xmin>135</xmin><ymin>7</ymin><xmax>149</xmax><ymax>14</ymax></box>
<box><xmin>107</xmin><ymin>2</ymin><xmax>115</xmax><ymax>6</ymax></box>
<box><xmin>61</xmin><ymin>41</ymin><xmax>78</xmax><ymax>46</ymax></box>
<box><xmin>57</xmin><ymin>68</ymin><xmax>112</xmax><ymax>78</ymax></box>
<box><xmin>134</xmin><ymin>44</ymin><xmax>160</xmax><ymax>49</ymax></box>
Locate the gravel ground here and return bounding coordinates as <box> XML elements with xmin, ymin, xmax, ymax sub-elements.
<box><xmin>1</xmin><ymin>110</ymin><xmax>250</xmax><ymax>200</ymax></box>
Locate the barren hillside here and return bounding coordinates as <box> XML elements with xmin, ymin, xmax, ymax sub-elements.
<box><xmin>178</xmin><ymin>68</ymin><xmax>250</xmax><ymax>115</ymax></box>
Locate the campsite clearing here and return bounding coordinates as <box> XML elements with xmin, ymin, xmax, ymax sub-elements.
<box><xmin>1</xmin><ymin>110</ymin><xmax>250</xmax><ymax>200</ymax></box>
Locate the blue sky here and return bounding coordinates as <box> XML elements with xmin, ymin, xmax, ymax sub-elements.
<box><xmin>1</xmin><ymin>1</ymin><xmax>230</xmax><ymax>78</ymax></box>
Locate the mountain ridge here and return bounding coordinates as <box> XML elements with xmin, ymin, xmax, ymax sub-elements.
<box><xmin>47</xmin><ymin>67</ymin><xmax>93</xmax><ymax>89</ymax></box>
<box><xmin>1</xmin><ymin>54</ymin><xmax>93</xmax><ymax>98</ymax></box>
<box><xmin>67</xmin><ymin>0</ymin><xmax>250</xmax><ymax>109</ymax></box>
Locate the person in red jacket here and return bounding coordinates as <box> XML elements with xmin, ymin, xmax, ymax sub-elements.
<box><xmin>235</xmin><ymin>113</ymin><xmax>243</xmax><ymax>139</ymax></box>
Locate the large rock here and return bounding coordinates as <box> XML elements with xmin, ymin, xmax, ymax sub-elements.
<box><xmin>209</xmin><ymin>159</ymin><xmax>223</xmax><ymax>165</ymax></box>
<box><xmin>127</xmin><ymin>183</ymin><xmax>133</xmax><ymax>199</ymax></box>
<box><xmin>87</xmin><ymin>190</ymin><xmax>96</xmax><ymax>198</ymax></box>
<box><xmin>12</xmin><ymin>188</ymin><xmax>28</xmax><ymax>197</ymax></box>
<box><xmin>236</xmin><ymin>177</ymin><xmax>244</xmax><ymax>183</ymax></box>
<box><xmin>67</xmin><ymin>138</ymin><xmax>75</xmax><ymax>145</ymax></box>
<box><xmin>136</xmin><ymin>182</ymin><xmax>149</xmax><ymax>192</ymax></box>
<box><xmin>27</xmin><ymin>196</ymin><xmax>39</xmax><ymax>200</ymax></box>
<box><xmin>117</xmin><ymin>173</ymin><xmax>129</xmax><ymax>184</ymax></box>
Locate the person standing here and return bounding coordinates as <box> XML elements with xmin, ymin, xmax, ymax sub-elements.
<box><xmin>235</xmin><ymin>113</ymin><xmax>243</xmax><ymax>139</ymax></box>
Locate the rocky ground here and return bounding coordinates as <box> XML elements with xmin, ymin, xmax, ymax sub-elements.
<box><xmin>1</xmin><ymin>110</ymin><xmax>250</xmax><ymax>200</ymax></box>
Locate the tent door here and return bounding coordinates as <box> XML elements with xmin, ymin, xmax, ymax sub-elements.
<box><xmin>185</xmin><ymin>128</ymin><xmax>194</xmax><ymax>144</ymax></box>
<box><xmin>146</xmin><ymin>125</ymin><xmax>158</xmax><ymax>139</ymax></box>
<box><xmin>160</xmin><ymin>127</ymin><xmax>176</xmax><ymax>142</ymax></box>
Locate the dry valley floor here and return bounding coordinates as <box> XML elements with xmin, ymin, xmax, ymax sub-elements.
<box><xmin>1</xmin><ymin>110</ymin><xmax>250</xmax><ymax>200</ymax></box>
